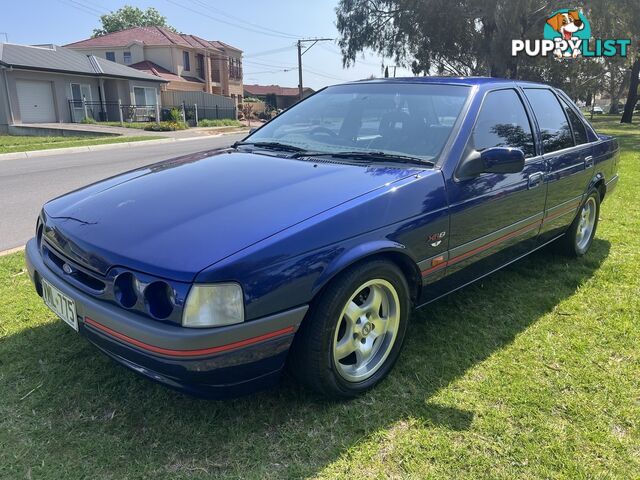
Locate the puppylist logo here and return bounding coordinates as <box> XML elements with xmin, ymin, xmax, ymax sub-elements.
<box><xmin>512</xmin><ymin>9</ymin><xmax>630</xmax><ymax>58</ymax></box>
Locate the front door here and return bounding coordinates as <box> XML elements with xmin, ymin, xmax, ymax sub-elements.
<box><xmin>71</xmin><ymin>83</ymin><xmax>93</xmax><ymax>122</ymax></box>
<box><xmin>424</xmin><ymin>87</ymin><xmax>547</xmax><ymax>300</ymax></box>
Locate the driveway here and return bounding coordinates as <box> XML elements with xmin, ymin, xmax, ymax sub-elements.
<box><xmin>0</xmin><ymin>133</ymin><xmax>245</xmax><ymax>252</ymax></box>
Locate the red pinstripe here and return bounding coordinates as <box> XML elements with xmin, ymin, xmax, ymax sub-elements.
<box><xmin>83</xmin><ymin>317</ymin><xmax>295</xmax><ymax>357</ymax></box>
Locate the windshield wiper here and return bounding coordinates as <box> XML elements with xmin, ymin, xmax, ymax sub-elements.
<box><xmin>292</xmin><ymin>150</ymin><xmax>434</xmax><ymax>166</ymax></box>
<box><xmin>233</xmin><ymin>141</ymin><xmax>307</xmax><ymax>153</ymax></box>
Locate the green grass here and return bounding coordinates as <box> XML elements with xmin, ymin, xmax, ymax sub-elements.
<box><xmin>197</xmin><ymin>118</ymin><xmax>242</xmax><ymax>127</ymax></box>
<box><xmin>92</xmin><ymin>121</ymin><xmax>151</xmax><ymax>129</ymax></box>
<box><xmin>0</xmin><ymin>135</ymin><xmax>165</xmax><ymax>154</ymax></box>
<box><xmin>0</xmin><ymin>117</ymin><xmax>638</xmax><ymax>479</ymax></box>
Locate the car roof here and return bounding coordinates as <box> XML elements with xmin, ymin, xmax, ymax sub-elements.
<box><xmin>339</xmin><ymin>76</ymin><xmax>549</xmax><ymax>89</ymax></box>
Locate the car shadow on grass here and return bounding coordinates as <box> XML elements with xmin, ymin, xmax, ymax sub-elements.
<box><xmin>2</xmin><ymin>239</ymin><xmax>610</xmax><ymax>478</ymax></box>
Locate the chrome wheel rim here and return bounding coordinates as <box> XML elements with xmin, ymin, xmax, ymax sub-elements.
<box><xmin>576</xmin><ymin>197</ymin><xmax>596</xmax><ymax>251</ymax></box>
<box><xmin>332</xmin><ymin>279</ymin><xmax>400</xmax><ymax>383</ymax></box>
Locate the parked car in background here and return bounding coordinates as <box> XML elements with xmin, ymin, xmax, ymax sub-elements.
<box><xmin>26</xmin><ymin>78</ymin><xmax>619</xmax><ymax>398</ymax></box>
<box><xmin>591</xmin><ymin>106</ymin><xmax>604</xmax><ymax>114</ymax></box>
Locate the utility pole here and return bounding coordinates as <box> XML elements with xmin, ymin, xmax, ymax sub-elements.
<box><xmin>297</xmin><ymin>37</ymin><xmax>333</xmax><ymax>100</ymax></box>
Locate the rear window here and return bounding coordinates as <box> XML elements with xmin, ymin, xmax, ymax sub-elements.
<box><xmin>524</xmin><ymin>89</ymin><xmax>574</xmax><ymax>153</ymax></box>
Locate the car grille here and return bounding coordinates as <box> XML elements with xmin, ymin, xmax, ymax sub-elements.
<box><xmin>40</xmin><ymin>238</ymin><xmax>189</xmax><ymax>325</ymax></box>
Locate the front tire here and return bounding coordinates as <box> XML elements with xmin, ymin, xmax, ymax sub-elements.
<box><xmin>289</xmin><ymin>259</ymin><xmax>410</xmax><ymax>398</ymax></box>
<box><xmin>559</xmin><ymin>189</ymin><xmax>600</xmax><ymax>257</ymax></box>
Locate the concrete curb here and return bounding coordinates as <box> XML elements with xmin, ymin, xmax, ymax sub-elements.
<box><xmin>0</xmin><ymin>128</ymin><xmax>249</xmax><ymax>162</ymax></box>
<box><xmin>0</xmin><ymin>246</ymin><xmax>25</xmax><ymax>257</ymax></box>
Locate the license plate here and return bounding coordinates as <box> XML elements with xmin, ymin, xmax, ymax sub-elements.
<box><xmin>42</xmin><ymin>278</ymin><xmax>78</xmax><ymax>331</ymax></box>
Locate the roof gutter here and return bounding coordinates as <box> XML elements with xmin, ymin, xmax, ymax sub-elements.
<box><xmin>2</xmin><ymin>64</ymin><xmax>168</xmax><ymax>83</ymax></box>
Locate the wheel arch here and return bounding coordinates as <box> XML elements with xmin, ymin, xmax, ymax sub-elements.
<box><xmin>311</xmin><ymin>241</ymin><xmax>422</xmax><ymax>307</ymax></box>
<box><xmin>588</xmin><ymin>172</ymin><xmax>606</xmax><ymax>201</ymax></box>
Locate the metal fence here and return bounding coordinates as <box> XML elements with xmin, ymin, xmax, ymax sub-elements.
<box><xmin>69</xmin><ymin>100</ymin><xmax>236</xmax><ymax>124</ymax></box>
<box><xmin>69</xmin><ymin>100</ymin><xmax>158</xmax><ymax>123</ymax></box>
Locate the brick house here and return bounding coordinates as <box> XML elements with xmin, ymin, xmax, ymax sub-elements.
<box><xmin>66</xmin><ymin>27</ymin><xmax>244</xmax><ymax>104</ymax></box>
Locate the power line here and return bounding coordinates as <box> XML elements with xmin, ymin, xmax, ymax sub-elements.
<box><xmin>165</xmin><ymin>0</ymin><xmax>300</xmax><ymax>39</ymax></box>
<box><xmin>55</xmin><ymin>0</ymin><xmax>101</xmax><ymax>16</ymax></box>
<box><xmin>297</xmin><ymin>38</ymin><xmax>334</xmax><ymax>99</ymax></box>
<box><xmin>188</xmin><ymin>0</ymin><xmax>302</xmax><ymax>39</ymax></box>
<box><xmin>244</xmin><ymin>45</ymin><xmax>296</xmax><ymax>58</ymax></box>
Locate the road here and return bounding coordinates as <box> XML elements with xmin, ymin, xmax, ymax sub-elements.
<box><xmin>0</xmin><ymin>134</ymin><xmax>244</xmax><ymax>252</ymax></box>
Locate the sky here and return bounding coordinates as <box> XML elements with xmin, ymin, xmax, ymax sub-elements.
<box><xmin>0</xmin><ymin>0</ymin><xmax>413</xmax><ymax>90</ymax></box>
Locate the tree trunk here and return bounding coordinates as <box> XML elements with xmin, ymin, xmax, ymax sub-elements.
<box><xmin>621</xmin><ymin>58</ymin><xmax>640</xmax><ymax>124</ymax></box>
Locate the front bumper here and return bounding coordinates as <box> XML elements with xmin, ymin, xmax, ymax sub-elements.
<box><xmin>25</xmin><ymin>238</ymin><xmax>308</xmax><ymax>398</ymax></box>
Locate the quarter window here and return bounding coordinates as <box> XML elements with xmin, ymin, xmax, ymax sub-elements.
<box><xmin>560</xmin><ymin>97</ymin><xmax>589</xmax><ymax>145</ymax></box>
<box><xmin>470</xmin><ymin>89</ymin><xmax>535</xmax><ymax>158</ymax></box>
<box><xmin>524</xmin><ymin>89</ymin><xmax>574</xmax><ymax>153</ymax></box>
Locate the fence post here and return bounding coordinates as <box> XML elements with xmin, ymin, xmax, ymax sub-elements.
<box><xmin>181</xmin><ymin>102</ymin><xmax>186</xmax><ymax>123</ymax></box>
<box><xmin>82</xmin><ymin>95</ymin><xmax>88</xmax><ymax>121</ymax></box>
<box><xmin>216</xmin><ymin>104</ymin><xmax>219</xmax><ymax>119</ymax></box>
<box><xmin>194</xmin><ymin>103</ymin><xmax>198</xmax><ymax>126</ymax></box>
<box><xmin>118</xmin><ymin>99</ymin><xmax>123</xmax><ymax>126</ymax></box>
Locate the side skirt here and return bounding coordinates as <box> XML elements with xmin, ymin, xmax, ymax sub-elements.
<box><xmin>414</xmin><ymin>233</ymin><xmax>565</xmax><ymax>310</ymax></box>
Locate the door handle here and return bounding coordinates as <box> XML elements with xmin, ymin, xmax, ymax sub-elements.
<box><xmin>528</xmin><ymin>172</ymin><xmax>544</xmax><ymax>189</ymax></box>
<box><xmin>584</xmin><ymin>155</ymin><xmax>594</xmax><ymax>168</ymax></box>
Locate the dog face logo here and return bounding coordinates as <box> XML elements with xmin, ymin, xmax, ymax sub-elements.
<box><xmin>513</xmin><ymin>9</ymin><xmax>629</xmax><ymax>59</ymax></box>
<box><xmin>544</xmin><ymin>9</ymin><xmax>589</xmax><ymax>58</ymax></box>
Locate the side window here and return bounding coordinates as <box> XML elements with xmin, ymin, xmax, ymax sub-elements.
<box><xmin>524</xmin><ymin>89</ymin><xmax>574</xmax><ymax>153</ymax></box>
<box><xmin>471</xmin><ymin>89</ymin><xmax>535</xmax><ymax>158</ymax></box>
<box><xmin>560</xmin><ymin>97</ymin><xmax>589</xmax><ymax>145</ymax></box>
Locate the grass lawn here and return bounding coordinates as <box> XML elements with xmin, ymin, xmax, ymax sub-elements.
<box><xmin>0</xmin><ymin>135</ymin><xmax>164</xmax><ymax>154</ymax></box>
<box><xmin>0</xmin><ymin>117</ymin><xmax>638</xmax><ymax>479</ymax></box>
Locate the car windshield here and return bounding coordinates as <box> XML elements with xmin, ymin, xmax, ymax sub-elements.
<box><xmin>242</xmin><ymin>83</ymin><xmax>470</xmax><ymax>163</ymax></box>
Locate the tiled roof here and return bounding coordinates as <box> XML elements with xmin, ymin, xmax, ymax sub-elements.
<box><xmin>129</xmin><ymin>60</ymin><xmax>203</xmax><ymax>84</ymax></box>
<box><xmin>0</xmin><ymin>42</ymin><xmax>165</xmax><ymax>82</ymax></box>
<box><xmin>243</xmin><ymin>84</ymin><xmax>314</xmax><ymax>97</ymax></box>
<box><xmin>65</xmin><ymin>27</ymin><xmax>241</xmax><ymax>53</ymax></box>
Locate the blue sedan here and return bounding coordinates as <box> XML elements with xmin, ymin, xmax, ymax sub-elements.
<box><xmin>25</xmin><ymin>77</ymin><xmax>619</xmax><ymax>398</ymax></box>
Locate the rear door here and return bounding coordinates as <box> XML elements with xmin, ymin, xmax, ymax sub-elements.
<box><xmin>424</xmin><ymin>87</ymin><xmax>547</xmax><ymax>298</ymax></box>
<box><xmin>522</xmin><ymin>88</ymin><xmax>592</xmax><ymax>242</ymax></box>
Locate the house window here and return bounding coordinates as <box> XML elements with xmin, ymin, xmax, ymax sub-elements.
<box><xmin>123</xmin><ymin>51</ymin><xmax>132</xmax><ymax>64</ymax></box>
<box><xmin>196</xmin><ymin>54</ymin><xmax>204</xmax><ymax>78</ymax></box>
<box><xmin>71</xmin><ymin>83</ymin><xmax>92</xmax><ymax>103</ymax></box>
<box><xmin>183</xmin><ymin>51</ymin><xmax>190</xmax><ymax>71</ymax></box>
<box><xmin>106</xmin><ymin>51</ymin><xmax>115</xmax><ymax>62</ymax></box>
<box><xmin>133</xmin><ymin>86</ymin><xmax>157</xmax><ymax>106</ymax></box>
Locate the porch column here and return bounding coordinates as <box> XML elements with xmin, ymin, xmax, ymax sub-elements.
<box><xmin>99</xmin><ymin>78</ymin><xmax>107</xmax><ymax>121</ymax></box>
<box><xmin>205</xmin><ymin>51</ymin><xmax>212</xmax><ymax>94</ymax></box>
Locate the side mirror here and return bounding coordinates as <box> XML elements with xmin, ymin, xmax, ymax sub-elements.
<box><xmin>458</xmin><ymin>147</ymin><xmax>525</xmax><ymax>178</ymax></box>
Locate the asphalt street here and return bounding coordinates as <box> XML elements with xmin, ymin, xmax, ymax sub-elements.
<box><xmin>0</xmin><ymin>134</ymin><xmax>245</xmax><ymax>252</ymax></box>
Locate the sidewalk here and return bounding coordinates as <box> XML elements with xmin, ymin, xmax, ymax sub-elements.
<box><xmin>0</xmin><ymin>127</ymin><xmax>249</xmax><ymax>161</ymax></box>
<box><xmin>22</xmin><ymin>123</ymin><xmax>250</xmax><ymax>138</ymax></box>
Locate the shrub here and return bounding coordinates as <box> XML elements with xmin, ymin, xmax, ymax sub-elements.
<box><xmin>198</xmin><ymin>119</ymin><xmax>242</xmax><ymax>127</ymax></box>
<box><xmin>80</xmin><ymin>117</ymin><xmax>97</xmax><ymax>124</ymax></box>
<box><xmin>143</xmin><ymin>121</ymin><xmax>187</xmax><ymax>131</ymax></box>
<box><xmin>168</xmin><ymin>107</ymin><xmax>184</xmax><ymax>123</ymax></box>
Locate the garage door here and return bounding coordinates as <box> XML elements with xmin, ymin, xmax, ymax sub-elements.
<box><xmin>16</xmin><ymin>80</ymin><xmax>56</xmax><ymax>123</ymax></box>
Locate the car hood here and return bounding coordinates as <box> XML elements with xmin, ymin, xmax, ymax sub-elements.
<box><xmin>43</xmin><ymin>150</ymin><xmax>421</xmax><ymax>281</ymax></box>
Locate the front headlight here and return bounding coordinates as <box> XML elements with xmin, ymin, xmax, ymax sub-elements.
<box><xmin>182</xmin><ymin>283</ymin><xmax>244</xmax><ymax>328</ymax></box>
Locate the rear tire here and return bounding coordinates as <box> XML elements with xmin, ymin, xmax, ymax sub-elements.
<box><xmin>558</xmin><ymin>189</ymin><xmax>600</xmax><ymax>257</ymax></box>
<box><xmin>289</xmin><ymin>259</ymin><xmax>410</xmax><ymax>398</ymax></box>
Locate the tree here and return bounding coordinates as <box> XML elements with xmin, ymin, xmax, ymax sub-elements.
<box><xmin>92</xmin><ymin>6</ymin><xmax>176</xmax><ymax>37</ymax></box>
